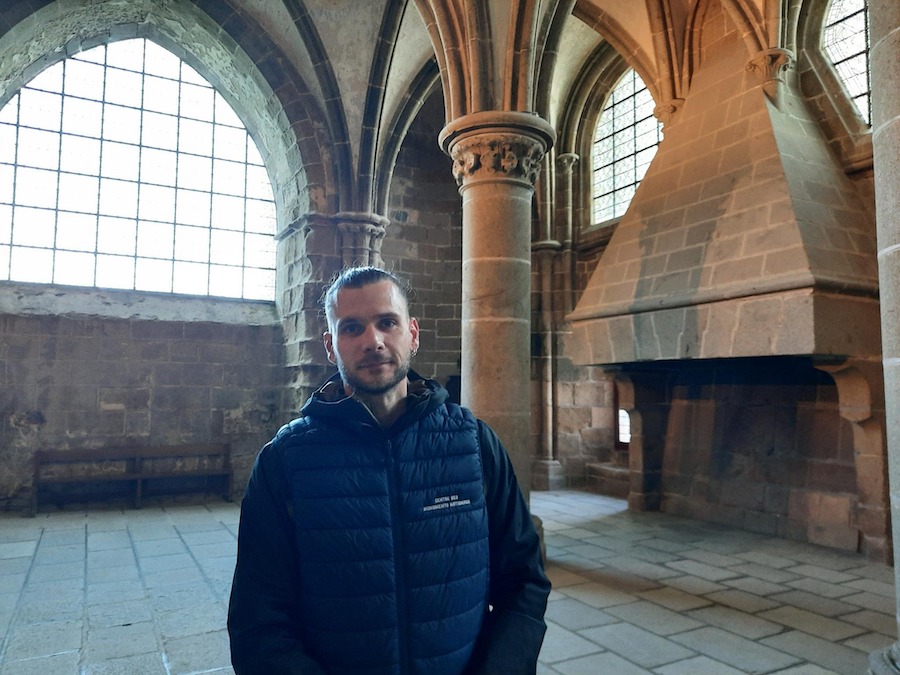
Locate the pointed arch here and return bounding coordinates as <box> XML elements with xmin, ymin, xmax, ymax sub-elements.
<box><xmin>374</xmin><ymin>59</ymin><xmax>442</xmax><ymax>214</ymax></box>
<box><xmin>281</xmin><ymin>0</ymin><xmax>354</xmax><ymax>212</ymax></box>
<box><xmin>357</xmin><ymin>0</ymin><xmax>410</xmax><ymax>214</ymax></box>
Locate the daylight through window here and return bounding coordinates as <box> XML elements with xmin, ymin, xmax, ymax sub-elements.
<box><xmin>823</xmin><ymin>0</ymin><xmax>871</xmax><ymax>124</ymax></box>
<box><xmin>0</xmin><ymin>38</ymin><xmax>276</xmax><ymax>300</ymax></box>
<box><xmin>591</xmin><ymin>69</ymin><xmax>661</xmax><ymax>225</ymax></box>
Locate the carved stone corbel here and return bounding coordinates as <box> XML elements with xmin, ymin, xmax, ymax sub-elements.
<box><xmin>746</xmin><ymin>48</ymin><xmax>794</xmax><ymax>103</ymax></box>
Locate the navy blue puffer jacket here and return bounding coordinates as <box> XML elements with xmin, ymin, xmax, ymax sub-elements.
<box><xmin>228</xmin><ymin>374</ymin><xmax>549</xmax><ymax>675</ymax></box>
<box><xmin>277</xmin><ymin>397</ymin><xmax>489</xmax><ymax>673</ymax></box>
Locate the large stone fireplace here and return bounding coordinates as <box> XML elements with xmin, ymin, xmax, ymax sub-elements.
<box><xmin>565</xmin><ymin>17</ymin><xmax>887</xmax><ymax>560</ymax></box>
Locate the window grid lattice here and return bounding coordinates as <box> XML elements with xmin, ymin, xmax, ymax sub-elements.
<box><xmin>591</xmin><ymin>69</ymin><xmax>661</xmax><ymax>225</ymax></box>
<box><xmin>823</xmin><ymin>0</ymin><xmax>871</xmax><ymax>125</ymax></box>
<box><xmin>0</xmin><ymin>38</ymin><xmax>276</xmax><ymax>300</ymax></box>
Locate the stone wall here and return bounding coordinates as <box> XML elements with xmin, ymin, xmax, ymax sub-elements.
<box><xmin>0</xmin><ymin>309</ymin><xmax>287</xmax><ymax>511</ymax></box>
<box><xmin>385</xmin><ymin>90</ymin><xmax>463</xmax><ymax>387</ymax></box>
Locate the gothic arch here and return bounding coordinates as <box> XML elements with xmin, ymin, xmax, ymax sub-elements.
<box><xmin>374</xmin><ymin>60</ymin><xmax>442</xmax><ymax>215</ymax></box>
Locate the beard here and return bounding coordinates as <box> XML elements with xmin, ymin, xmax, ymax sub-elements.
<box><xmin>338</xmin><ymin>354</ymin><xmax>411</xmax><ymax>396</ymax></box>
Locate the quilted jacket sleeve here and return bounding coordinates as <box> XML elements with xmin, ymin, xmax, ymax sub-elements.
<box><xmin>227</xmin><ymin>441</ymin><xmax>327</xmax><ymax>675</ymax></box>
<box><xmin>465</xmin><ymin>421</ymin><xmax>551</xmax><ymax>675</ymax></box>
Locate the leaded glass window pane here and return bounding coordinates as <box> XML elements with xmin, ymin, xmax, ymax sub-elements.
<box><xmin>0</xmin><ymin>37</ymin><xmax>276</xmax><ymax>300</ymax></box>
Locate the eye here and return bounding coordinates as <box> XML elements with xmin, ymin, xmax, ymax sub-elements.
<box><xmin>379</xmin><ymin>317</ymin><xmax>399</xmax><ymax>330</ymax></box>
<box><xmin>340</xmin><ymin>322</ymin><xmax>363</xmax><ymax>336</ymax></box>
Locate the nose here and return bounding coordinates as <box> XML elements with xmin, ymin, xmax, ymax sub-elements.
<box><xmin>362</xmin><ymin>323</ymin><xmax>385</xmax><ymax>350</ymax></box>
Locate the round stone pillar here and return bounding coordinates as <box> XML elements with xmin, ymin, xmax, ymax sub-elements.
<box><xmin>439</xmin><ymin>111</ymin><xmax>555</xmax><ymax>496</ymax></box>
<box><xmin>868</xmin><ymin>1</ymin><xmax>900</xmax><ymax>673</ymax></box>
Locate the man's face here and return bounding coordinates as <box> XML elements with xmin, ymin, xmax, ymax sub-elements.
<box><xmin>324</xmin><ymin>280</ymin><xmax>420</xmax><ymax>397</ymax></box>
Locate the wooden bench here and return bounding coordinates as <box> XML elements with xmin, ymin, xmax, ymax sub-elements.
<box><xmin>31</xmin><ymin>443</ymin><xmax>232</xmax><ymax>515</ymax></box>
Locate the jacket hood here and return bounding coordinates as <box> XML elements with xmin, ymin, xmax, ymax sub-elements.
<box><xmin>300</xmin><ymin>369</ymin><xmax>450</xmax><ymax>432</ymax></box>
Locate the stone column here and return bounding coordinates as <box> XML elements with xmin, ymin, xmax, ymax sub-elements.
<box><xmin>439</xmin><ymin>111</ymin><xmax>555</xmax><ymax>496</ymax></box>
<box><xmin>532</xmin><ymin>241</ymin><xmax>565</xmax><ymax>490</ymax></box>
<box><xmin>556</xmin><ymin>153</ymin><xmax>578</xmax><ymax>315</ymax></box>
<box><xmin>868</xmin><ymin>1</ymin><xmax>900</xmax><ymax>673</ymax></box>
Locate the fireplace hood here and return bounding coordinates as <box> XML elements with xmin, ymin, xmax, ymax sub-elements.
<box><xmin>565</xmin><ymin>43</ymin><xmax>879</xmax><ymax>367</ymax></box>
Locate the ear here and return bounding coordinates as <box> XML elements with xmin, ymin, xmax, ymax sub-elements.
<box><xmin>323</xmin><ymin>331</ymin><xmax>337</xmax><ymax>364</ymax></box>
<box><xmin>409</xmin><ymin>317</ymin><xmax>420</xmax><ymax>353</ymax></box>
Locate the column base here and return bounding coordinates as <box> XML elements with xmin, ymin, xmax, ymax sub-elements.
<box><xmin>870</xmin><ymin>643</ymin><xmax>900</xmax><ymax>674</ymax></box>
<box><xmin>532</xmin><ymin>459</ymin><xmax>567</xmax><ymax>491</ymax></box>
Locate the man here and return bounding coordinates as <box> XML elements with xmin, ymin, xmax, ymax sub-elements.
<box><xmin>228</xmin><ymin>266</ymin><xmax>550</xmax><ymax>674</ymax></box>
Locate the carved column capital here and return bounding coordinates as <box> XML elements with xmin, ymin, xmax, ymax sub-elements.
<box><xmin>439</xmin><ymin>111</ymin><xmax>555</xmax><ymax>188</ymax></box>
<box><xmin>335</xmin><ymin>212</ymin><xmax>389</xmax><ymax>267</ymax></box>
<box><xmin>746</xmin><ymin>48</ymin><xmax>794</xmax><ymax>102</ymax></box>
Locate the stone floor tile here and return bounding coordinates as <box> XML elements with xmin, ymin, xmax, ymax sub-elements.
<box><xmin>664</xmin><ymin>559</ymin><xmax>741</xmax><ymax>581</ymax></box>
<box><xmin>787</xmin><ymin>577</ymin><xmax>858</xmax><ymax>599</ymax></box>
<box><xmin>544</xmin><ymin>597</ymin><xmax>618</xmax><ymax>631</ymax></box>
<box><xmin>545</xmin><ymin>565</ymin><xmax>591</xmax><ymax>589</ymax></box>
<box><xmin>83</xmin><ymin>621</ymin><xmax>161</xmax><ymax>661</ymax></box>
<box><xmin>840</xmin><ymin>591</ymin><xmax>897</xmax><ymax>614</ymax></box>
<box><xmin>843</xmin><ymin>577</ymin><xmax>895</xmax><ymax>598</ymax></box>
<box><xmin>843</xmin><ymin>631</ymin><xmax>895</xmax><ymax>655</ymax></box>
<box><xmin>758</xmin><ymin>606</ymin><xmax>866</xmax><ymax>641</ymax></box>
<box><xmin>26</xmin><ymin>560</ymin><xmax>84</xmax><ymax>584</ymax></box>
<box><xmin>161</xmin><ymin>629</ymin><xmax>232</xmax><ymax>674</ymax></box>
<box><xmin>156</xmin><ymin>602</ymin><xmax>228</xmax><ymax>640</ymax></box>
<box><xmin>87</xmin><ymin>599</ymin><xmax>154</xmax><ymax>629</ymax></box>
<box><xmin>552</xmin><ymin>650</ymin><xmax>653</xmax><ymax>675</ymax></box>
<box><xmin>704</xmin><ymin>588</ymin><xmax>781</xmax><ymax>613</ymax></box>
<box><xmin>769</xmin><ymin>666</ymin><xmax>841</xmax><ymax>674</ymax></box>
<box><xmin>3</xmin><ymin>620</ymin><xmax>83</xmax><ymax>661</ymax></box>
<box><xmin>0</xmin><ymin>651</ymin><xmax>81</xmax><ymax>675</ymax></box>
<box><xmin>538</xmin><ymin>622</ymin><xmax>604</xmax><ymax>664</ymax></box>
<box><xmin>840</xmin><ymin>608</ymin><xmax>896</xmax><ymax>635</ymax></box>
<box><xmin>132</xmin><ymin>538</ymin><xmax>187</xmax><ymax>558</ymax></box>
<box><xmin>735</xmin><ymin>549</ymin><xmax>797</xmax><ymax>569</ymax></box>
<box><xmin>724</xmin><ymin>575</ymin><xmax>790</xmax><ymax>596</ymax></box>
<box><xmin>578</xmin><ymin>622</ymin><xmax>695</xmax><ymax>668</ymax></box>
<box><xmin>787</xmin><ymin>564</ymin><xmax>858</xmax><ymax>584</ymax></box>
<box><xmin>599</xmin><ymin>555</ymin><xmax>682</xmax><ymax>581</ymax></box>
<box><xmin>770</xmin><ymin>589</ymin><xmax>860</xmax><ymax>617</ymax></box>
<box><xmin>33</xmin><ymin>544</ymin><xmax>83</xmax><ymax>565</ymax></box>
<box><xmin>655</xmin><ymin>655</ymin><xmax>747</xmax><ymax>674</ymax></box>
<box><xmin>660</xmin><ymin>574</ymin><xmax>726</xmax><ymax>596</ymax></box>
<box><xmin>87</xmin><ymin>548</ymin><xmax>136</xmax><ymax>568</ymax></box>
<box><xmin>761</xmin><ymin>629</ymin><xmax>870</xmax><ymax>675</ymax></box>
<box><xmin>604</xmin><ymin>599</ymin><xmax>704</xmax><ymax>635</ymax></box>
<box><xmin>728</xmin><ymin>561</ymin><xmax>802</xmax><ymax>583</ymax></box>
<box><xmin>563</xmin><ymin>543</ymin><xmax>616</xmax><ymax>562</ymax></box>
<box><xmin>557</xmin><ymin>581</ymin><xmax>636</xmax><ymax>609</ymax></box>
<box><xmin>680</xmin><ymin>548</ymin><xmax>745</xmax><ymax>568</ymax></box>
<box><xmin>138</xmin><ymin>552</ymin><xmax>197</xmax><ymax>574</ymax></box>
<box><xmin>79</xmin><ymin>652</ymin><xmax>169</xmax><ymax>674</ymax></box>
<box><xmin>86</xmin><ymin>530</ymin><xmax>131</xmax><ymax>551</ymax></box>
<box><xmin>686</xmin><ymin>604</ymin><xmax>784</xmax><ymax>640</ymax></box>
<box><xmin>672</xmin><ymin>626</ymin><xmax>801</xmax><ymax>672</ymax></box>
<box><xmin>638</xmin><ymin>584</ymin><xmax>714</xmax><ymax>611</ymax></box>
<box><xmin>0</xmin><ymin>542</ymin><xmax>37</xmax><ymax>560</ymax></box>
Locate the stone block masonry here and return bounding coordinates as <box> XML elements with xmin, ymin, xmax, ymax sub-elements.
<box><xmin>0</xmin><ymin>312</ymin><xmax>288</xmax><ymax>512</ymax></box>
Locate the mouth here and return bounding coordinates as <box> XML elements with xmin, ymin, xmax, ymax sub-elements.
<box><xmin>358</xmin><ymin>359</ymin><xmax>393</xmax><ymax>370</ymax></box>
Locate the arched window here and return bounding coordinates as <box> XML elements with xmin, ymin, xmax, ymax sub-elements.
<box><xmin>591</xmin><ymin>69</ymin><xmax>662</xmax><ymax>225</ymax></box>
<box><xmin>0</xmin><ymin>38</ymin><xmax>276</xmax><ymax>300</ymax></box>
<box><xmin>822</xmin><ymin>0</ymin><xmax>870</xmax><ymax>125</ymax></box>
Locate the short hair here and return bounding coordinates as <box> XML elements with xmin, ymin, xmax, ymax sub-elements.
<box><xmin>322</xmin><ymin>266</ymin><xmax>412</xmax><ymax>327</ymax></box>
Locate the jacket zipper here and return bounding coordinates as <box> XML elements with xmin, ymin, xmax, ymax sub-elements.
<box><xmin>385</xmin><ymin>435</ymin><xmax>409</xmax><ymax>675</ymax></box>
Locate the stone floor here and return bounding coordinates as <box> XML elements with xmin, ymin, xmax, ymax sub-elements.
<box><xmin>0</xmin><ymin>489</ymin><xmax>895</xmax><ymax>674</ymax></box>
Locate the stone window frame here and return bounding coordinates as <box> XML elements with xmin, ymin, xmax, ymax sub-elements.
<box><xmin>797</xmin><ymin>0</ymin><xmax>873</xmax><ymax>173</ymax></box>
